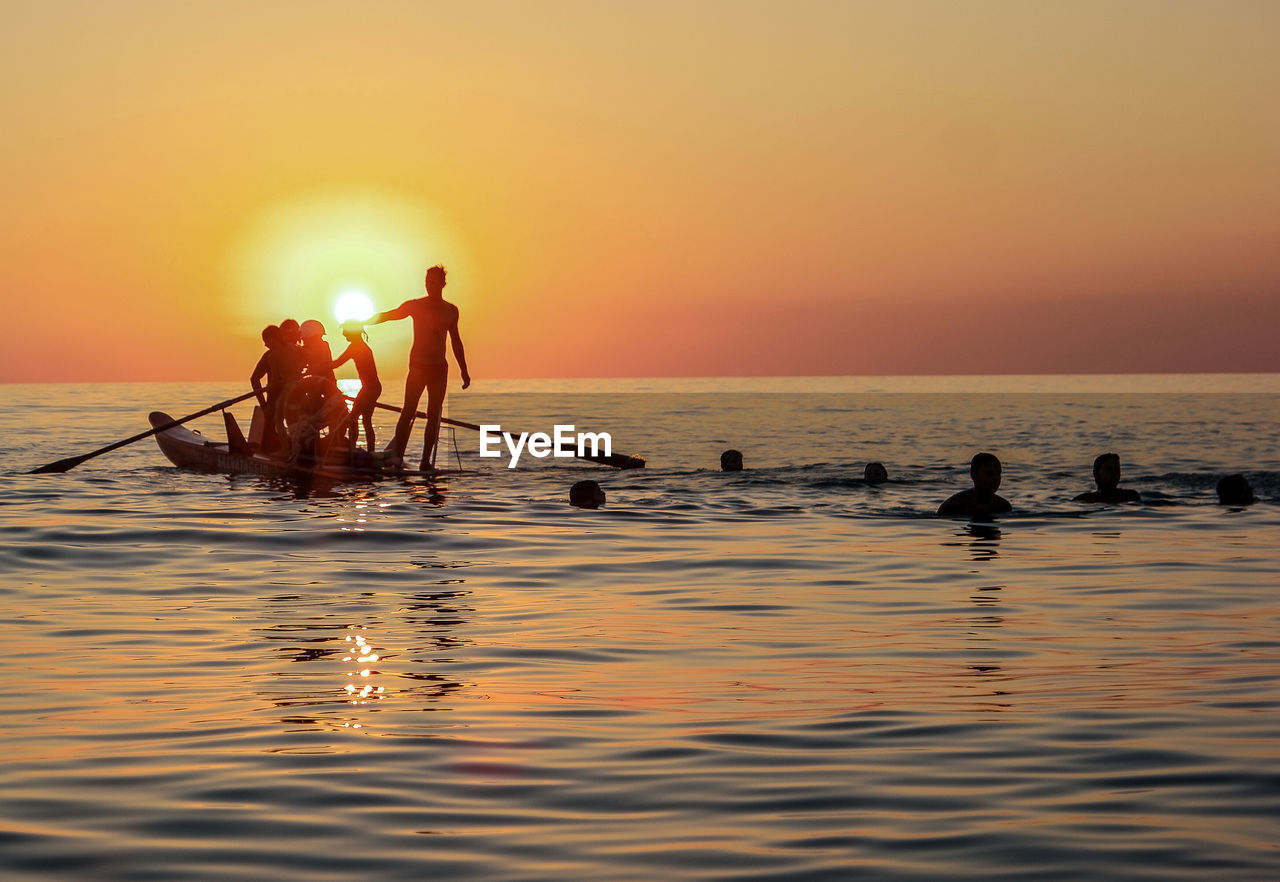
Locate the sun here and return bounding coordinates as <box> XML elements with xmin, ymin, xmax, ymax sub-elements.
<box><xmin>227</xmin><ymin>186</ymin><xmax>470</xmax><ymax>341</ymax></box>
<box><xmin>334</xmin><ymin>289</ymin><xmax>375</xmax><ymax>325</ymax></box>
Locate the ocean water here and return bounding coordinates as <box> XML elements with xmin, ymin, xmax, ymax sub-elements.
<box><xmin>2</xmin><ymin>376</ymin><xmax>1278</xmax><ymax>881</ymax></box>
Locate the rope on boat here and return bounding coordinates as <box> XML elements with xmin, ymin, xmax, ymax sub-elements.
<box><xmin>446</xmin><ymin>425</ymin><xmax>462</xmax><ymax>471</ymax></box>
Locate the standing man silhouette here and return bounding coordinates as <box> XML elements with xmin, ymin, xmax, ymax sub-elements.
<box><xmin>368</xmin><ymin>265</ymin><xmax>471</xmax><ymax>469</ymax></box>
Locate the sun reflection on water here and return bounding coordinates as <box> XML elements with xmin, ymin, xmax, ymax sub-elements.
<box><xmin>333</xmin><ymin>486</ymin><xmax>393</xmax><ymax>533</ymax></box>
<box><xmin>341</xmin><ymin>628</ymin><xmax>386</xmax><ymax>723</ymax></box>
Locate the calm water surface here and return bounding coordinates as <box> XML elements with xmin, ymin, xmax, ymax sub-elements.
<box><xmin>2</xmin><ymin>378</ymin><xmax>1278</xmax><ymax>881</ymax></box>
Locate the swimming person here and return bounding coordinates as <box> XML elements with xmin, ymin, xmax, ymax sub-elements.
<box><xmin>937</xmin><ymin>452</ymin><xmax>1012</xmax><ymax>518</ymax></box>
<box><xmin>864</xmin><ymin>462</ymin><xmax>889</xmax><ymax>484</ymax></box>
<box><xmin>721</xmin><ymin>449</ymin><xmax>744</xmax><ymax>471</ymax></box>
<box><xmin>1075</xmin><ymin>452</ymin><xmax>1141</xmax><ymax>504</ymax></box>
<box><xmin>331</xmin><ymin>323</ymin><xmax>382</xmax><ymax>453</ymax></box>
<box><xmin>1216</xmin><ymin>474</ymin><xmax>1255</xmax><ymax>505</ymax></box>
<box><xmin>368</xmin><ymin>265</ymin><xmax>471</xmax><ymax>470</ymax></box>
<box><xmin>570</xmin><ymin>480</ymin><xmax>605</xmax><ymax>509</ymax></box>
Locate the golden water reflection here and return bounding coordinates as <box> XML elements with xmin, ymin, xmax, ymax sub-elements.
<box><xmin>342</xmin><ymin>628</ymin><xmax>386</xmax><ymax>710</ymax></box>
<box><xmin>258</xmin><ymin>580</ymin><xmax>473</xmax><ymax>737</ymax></box>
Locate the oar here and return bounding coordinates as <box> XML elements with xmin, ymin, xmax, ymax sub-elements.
<box><xmin>352</xmin><ymin>397</ymin><xmax>646</xmax><ymax>469</ymax></box>
<box><xmin>30</xmin><ymin>391</ymin><xmax>259</xmax><ymax>474</ymax></box>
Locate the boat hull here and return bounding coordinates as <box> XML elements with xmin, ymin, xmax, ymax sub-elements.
<box><xmin>148</xmin><ymin>411</ymin><xmax>416</xmax><ymax>482</ymax></box>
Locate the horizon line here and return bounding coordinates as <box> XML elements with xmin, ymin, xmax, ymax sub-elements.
<box><xmin>5</xmin><ymin>369</ymin><xmax>1280</xmax><ymax>386</ymax></box>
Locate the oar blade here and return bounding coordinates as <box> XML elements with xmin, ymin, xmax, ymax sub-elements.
<box><xmin>29</xmin><ymin>456</ymin><xmax>85</xmax><ymax>475</ymax></box>
<box><xmin>558</xmin><ymin>446</ymin><xmax>646</xmax><ymax>469</ymax></box>
<box><xmin>29</xmin><ymin>390</ymin><xmax>258</xmax><ymax>475</ymax></box>
<box><xmin>588</xmin><ymin>453</ymin><xmax>646</xmax><ymax>470</ymax></box>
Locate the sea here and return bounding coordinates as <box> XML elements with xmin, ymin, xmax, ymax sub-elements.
<box><xmin>2</xmin><ymin>375</ymin><xmax>1277</xmax><ymax>882</ymax></box>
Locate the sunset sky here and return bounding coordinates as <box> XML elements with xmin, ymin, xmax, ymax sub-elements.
<box><xmin>3</xmin><ymin>0</ymin><xmax>1278</xmax><ymax>383</ymax></box>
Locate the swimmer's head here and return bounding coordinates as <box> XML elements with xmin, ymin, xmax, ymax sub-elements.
<box><xmin>864</xmin><ymin>462</ymin><xmax>888</xmax><ymax>484</ymax></box>
<box><xmin>1216</xmin><ymin>474</ymin><xmax>1255</xmax><ymax>506</ymax></box>
<box><xmin>970</xmin><ymin>452</ymin><xmax>1002</xmax><ymax>492</ymax></box>
<box><xmin>720</xmin><ymin>449</ymin><xmax>744</xmax><ymax>472</ymax></box>
<box><xmin>569</xmin><ymin>479</ymin><xmax>605</xmax><ymax>509</ymax></box>
<box><xmin>1093</xmin><ymin>453</ymin><xmax>1121</xmax><ymax>490</ymax></box>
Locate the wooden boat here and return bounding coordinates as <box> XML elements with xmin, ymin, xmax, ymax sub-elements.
<box><xmin>148</xmin><ymin>411</ymin><xmax>432</xmax><ymax>482</ymax></box>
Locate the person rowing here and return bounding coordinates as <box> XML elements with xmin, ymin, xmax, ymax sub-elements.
<box><xmin>249</xmin><ymin>324</ymin><xmax>304</xmax><ymax>455</ymax></box>
<box><xmin>367</xmin><ymin>264</ymin><xmax>472</xmax><ymax>470</ymax></box>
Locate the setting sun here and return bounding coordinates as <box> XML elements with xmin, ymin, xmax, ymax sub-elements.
<box><xmin>334</xmin><ymin>290</ymin><xmax>374</xmax><ymax>325</ymax></box>
<box><xmin>223</xmin><ymin>186</ymin><xmax>467</xmax><ymax>349</ymax></box>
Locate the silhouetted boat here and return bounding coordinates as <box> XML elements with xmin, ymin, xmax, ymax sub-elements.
<box><xmin>149</xmin><ymin>405</ymin><xmax>644</xmax><ymax>480</ymax></box>
<box><xmin>148</xmin><ymin>411</ymin><xmax>435</xmax><ymax>481</ymax></box>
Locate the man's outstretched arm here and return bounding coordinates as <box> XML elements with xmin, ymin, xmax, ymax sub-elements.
<box><xmin>368</xmin><ymin>302</ymin><xmax>411</xmax><ymax>325</ymax></box>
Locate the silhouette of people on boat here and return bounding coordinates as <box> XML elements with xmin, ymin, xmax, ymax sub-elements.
<box><xmin>331</xmin><ymin>323</ymin><xmax>383</xmax><ymax>456</ymax></box>
<box><xmin>937</xmin><ymin>452</ymin><xmax>1012</xmax><ymax>518</ymax></box>
<box><xmin>286</xmin><ymin>379</ymin><xmax>331</xmax><ymax>467</ymax></box>
<box><xmin>368</xmin><ymin>265</ymin><xmax>471</xmax><ymax>470</ymax></box>
<box><xmin>300</xmin><ymin>319</ymin><xmax>336</xmax><ymax>378</ymax></box>
<box><xmin>1075</xmin><ymin>453</ymin><xmax>1141</xmax><ymax>504</ymax></box>
<box><xmin>1216</xmin><ymin>474</ymin><xmax>1255</xmax><ymax>506</ymax></box>
<box><xmin>284</xmin><ymin>320</ymin><xmax>348</xmax><ymax>460</ymax></box>
<box><xmin>249</xmin><ymin>323</ymin><xmax>305</xmax><ymax>455</ymax></box>
<box><xmin>279</xmin><ymin>318</ymin><xmax>302</xmax><ymax>350</ymax></box>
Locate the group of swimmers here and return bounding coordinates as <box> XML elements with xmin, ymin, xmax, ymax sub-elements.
<box><xmin>701</xmin><ymin>448</ymin><xmax>1256</xmax><ymax>517</ymax></box>
<box><xmin>249</xmin><ymin>265</ymin><xmax>470</xmax><ymax>470</ymax></box>
<box><xmin>246</xmin><ymin>268</ymin><xmax>1256</xmax><ymax>512</ymax></box>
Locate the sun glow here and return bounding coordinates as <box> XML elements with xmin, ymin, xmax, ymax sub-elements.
<box><xmin>227</xmin><ymin>187</ymin><xmax>469</xmax><ymax>343</ymax></box>
<box><xmin>334</xmin><ymin>290</ymin><xmax>375</xmax><ymax>324</ymax></box>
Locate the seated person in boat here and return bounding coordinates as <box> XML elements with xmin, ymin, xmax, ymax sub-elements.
<box><xmin>287</xmin><ymin>381</ymin><xmax>333</xmax><ymax>466</ymax></box>
<box><xmin>331</xmin><ymin>323</ymin><xmax>383</xmax><ymax>454</ymax></box>
<box><xmin>249</xmin><ymin>324</ymin><xmax>304</xmax><ymax>454</ymax></box>
<box><xmin>937</xmin><ymin>452</ymin><xmax>1012</xmax><ymax>518</ymax></box>
<box><xmin>1075</xmin><ymin>453</ymin><xmax>1141</xmax><ymax>504</ymax></box>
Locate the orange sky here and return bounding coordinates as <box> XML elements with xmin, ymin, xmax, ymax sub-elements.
<box><xmin>3</xmin><ymin>1</ymin><xmax>1278</xmax><ymax>383</ymax></box>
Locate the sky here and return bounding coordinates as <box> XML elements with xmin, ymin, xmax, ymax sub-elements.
<box><xmin>3</xmin><ymin>0</ymin><xmax>1278</xmax><ymax>383</ymax></box>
